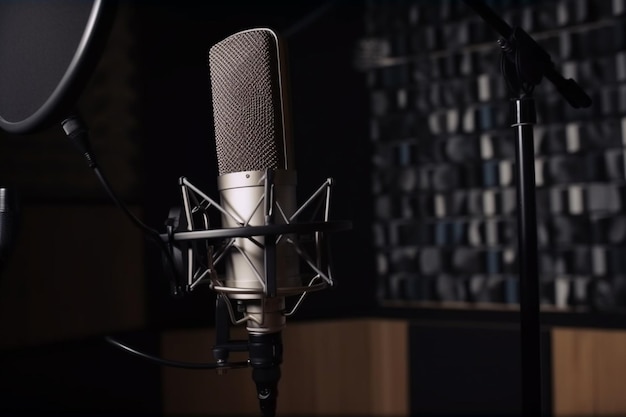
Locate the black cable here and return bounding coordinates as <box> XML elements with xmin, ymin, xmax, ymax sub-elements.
<box><xmin>90</xmin><ymin>163</ymin><xmax>183</xmax><ymax>292</ymax></box>
<box><xmin>92</xmin><ymin>164</ymin><xmax>157</xmax><ymax>239</ymax></box>
<box><xmin>61</xmin><ymin>113</ymin><xmax>182</xmax><ymax>296</ymax></box>
<box><xmin>105</xmin><ymin>336</ymin><xmax>249</xmax><ymax>370</ymax></box>
<box><xmin>61</xmin><ymin>113</ymin><xmax>238</xmax><ymax>370</ymax></box>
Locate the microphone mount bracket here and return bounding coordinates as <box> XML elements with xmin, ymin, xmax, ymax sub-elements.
<box><xmin>162</xmin><ymin>174</ymin><xmax>350</xmax><ymax>300</ymax></box>
<box><xmin>161</xmin><ymin>171</ymin><xmax>351</xmax><ymax>374</ymax></box>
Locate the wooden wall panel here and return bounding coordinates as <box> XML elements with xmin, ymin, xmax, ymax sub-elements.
<box><xmin>368</xmin><ymin>320</ymin><xmax>409</xmax><ymax>416</ymax></box>
<box><xmin>552</xmin><ymin>327</ymin><xmax>626</xmax><ymax>417</ymax></box>
<box><xmin>161</xmin><ymin>318</ymin><xmax>408</xmax><ymax>416</ymax></box>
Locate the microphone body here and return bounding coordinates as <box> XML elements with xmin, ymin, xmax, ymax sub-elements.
<box><xmin>217</xmin><ymin>169</ymin><xmax>298</xmax><ymax>334</ymax></box>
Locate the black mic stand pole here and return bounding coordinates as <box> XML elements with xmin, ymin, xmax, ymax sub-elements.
<box><xmin>463</xmin><ymin>1</ymin><xmax>592</xmax><ymax>415</ymax></box>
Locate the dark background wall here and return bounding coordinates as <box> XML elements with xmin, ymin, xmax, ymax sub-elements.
<box><xmin>2</xmin><ymin>0</ymin><xmax>626</xmax><ymax>415</ymax></box>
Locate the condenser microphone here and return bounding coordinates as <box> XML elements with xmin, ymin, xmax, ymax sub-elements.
<box><xmin>208</xmin><ymin>28</ymin><xmax>295</xmax><ymax>417</ymax></box>
<box><xmin>160</xmin><ymin>27</ymin><xmax>347</xmax><ymax>417</ymax></box>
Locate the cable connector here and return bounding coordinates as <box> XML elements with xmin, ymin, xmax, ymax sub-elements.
<box><xmin>61</xmin><ymin>113</ymin><xmax>98</xmax><ymax>168</ymax></box>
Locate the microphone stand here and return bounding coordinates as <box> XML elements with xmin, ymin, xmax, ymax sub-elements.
<box><xmin>463</xmin><ymin>1</ymin><xmax>591</xmax><ymax>415</ymax></box>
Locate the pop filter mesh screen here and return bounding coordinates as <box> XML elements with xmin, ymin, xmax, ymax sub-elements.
<box><xmin>208</xmin><ymin>29</ymin><xmax>285</xmax><ymax>175</ymax></box>
<box><xmin>0</xmin><ymin>0</ymin><xmax>108</xmax><ymax>133</ymax></box>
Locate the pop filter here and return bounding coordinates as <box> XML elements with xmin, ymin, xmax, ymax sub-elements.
<box><xmin>0</xmin><ymin>0</ymin><xmax>117</xmax><ymax>134</ymax></box>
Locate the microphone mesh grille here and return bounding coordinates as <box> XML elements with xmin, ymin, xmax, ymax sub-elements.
<box><xmin>209</xmin><ymin>29</ymin><xmax>283</xmax><ymax>175</ymax></box>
